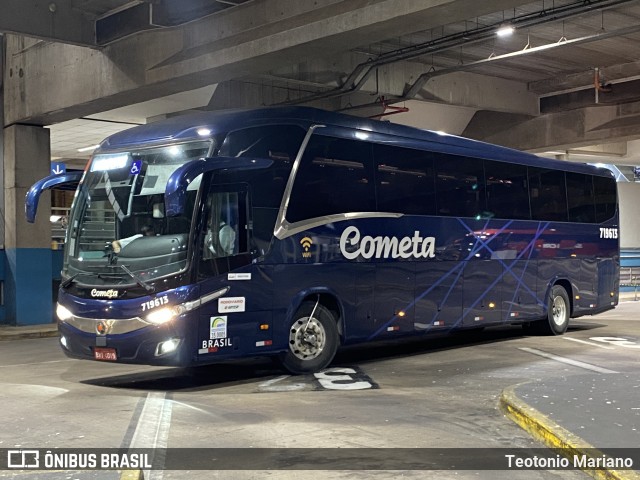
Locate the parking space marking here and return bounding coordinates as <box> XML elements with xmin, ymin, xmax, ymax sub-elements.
<box><xmin>518</xmin><ymin>347</ymin><xmax>618</xmax><ymax>374</ymax></box>
<box><xmin>128</xmin><ymin>392</ymin><xmax>172</xmax><ymax>480</ymax></box>
<box><xmin>589</xmin><ymin>336</ymin><xmax>640</xmax><ymax>349</ymax></box>
<box><xmin>563</xmin><ymin>337</ymin><xmax>615</xmax><ymax>349</ymax></box>
<box><xmin>258</xmin><ymin>375</ymin><xmax>307</xmax><ymax>392</ymax></box>
<box><xmin>256</xmin><ymin>367</ymin><xmax>378</xmax><ymax>392</ymax></box>
<box><xmin>313</xmin><ymin>367</ymin><xmax>377</xmax><ymax>390</ymax></box>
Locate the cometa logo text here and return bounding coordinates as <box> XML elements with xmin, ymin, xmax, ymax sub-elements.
<box><xmin>339</xmin><ymin>226</ymin><xmax>436</xmax><ymax>260</ymax></box>
<box><xmin>90</xmin><ymin>289</ymin><xmax>119</xmax><ymax>299</ymax></box>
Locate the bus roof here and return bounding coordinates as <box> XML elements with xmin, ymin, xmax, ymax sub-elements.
<box><xmin>98</xmin><ymin>106</ymin><xmax>614</xmax><ymax>178</ymax></box>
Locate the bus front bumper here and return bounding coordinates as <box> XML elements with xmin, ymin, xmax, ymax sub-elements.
<box><xmin>58</xmin><ymin>320</ymin><xmax>191</xmax><ymax>367</ymax></box>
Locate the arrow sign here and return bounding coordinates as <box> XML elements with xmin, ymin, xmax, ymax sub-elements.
<box><xmin>51</xmin><ymin>162</ymin><xmax>66</xmax><ymax>175</ymax></box>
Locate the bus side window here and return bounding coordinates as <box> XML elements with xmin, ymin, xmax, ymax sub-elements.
<box><xmin>287</xmin><ymin>135</ymin><xmax>375</xmax><ymax>223</ymax></box>
<box><xmin>435</xmin><ymin>155</ymin><xmax>486</xmax><ymax>218</ymax></box>
<box><xmin>484</xmin><ymin>160</ymin><xmax>530</xmax><ymax>220</ymax></box>
<box><xmin>529</xmin><ymin>167</ymin><xmax>568</xmax><ymax>222</ymax></box>
<box><xmin>566</xmin><ymin>172</ymin><xmax>596</xmax><ymax>223</ymax></box>
<box><xmin>373</xmin><ymin>144</ymin><xmax>436</xmax><ymax>215</ymax></box>
<box><xmin>202</xmin><ymin>191</ymin><xmax>247</xmax><ymax>260</ymax></box>
<box><xmin>594</xmin><ymin>175</ymin><xmax>617</xmax><ymax>222</ymax></box>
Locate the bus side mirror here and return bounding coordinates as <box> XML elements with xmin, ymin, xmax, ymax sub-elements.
<box><xmin>25</xmin><ymin>172</ymin><xmax>84</xmax><ymax>223</ymax></box>
<box><xmin>165</xmin><ymin>157</ymin><xmax>272</xmax><ymax>216</ymax></box>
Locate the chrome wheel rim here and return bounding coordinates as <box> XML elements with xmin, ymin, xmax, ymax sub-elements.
<box><xmin>289</xmin><ymin>316</ymin><xmax>326</xmax><ymax>360</ymax></box>
<box><xmin>551</xmin><ymin>295</ymin><xmax>567</xmax><ymax>327</ymax></box>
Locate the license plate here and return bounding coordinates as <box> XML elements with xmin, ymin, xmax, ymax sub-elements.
<box><xmin>94</xmin><ymin>347</ymin><xmax>117</xmax><ymax>361</ymax></box>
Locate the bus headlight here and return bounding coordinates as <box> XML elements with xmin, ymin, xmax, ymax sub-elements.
<box><xmin>145</xmin><ymin>307</ymin><xmax>178</xmax><ymax>325</ymax></box>
<box><xmin>56</xmin><ymin>304</ymin><xmax>73</xmax><ymax>321</ymax></box>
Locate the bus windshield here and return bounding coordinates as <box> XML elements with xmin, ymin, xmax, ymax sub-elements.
<box><xmin>63</xmin><ymin>140</ymin><xmax>212</xmax><ymax>287</ymax></box>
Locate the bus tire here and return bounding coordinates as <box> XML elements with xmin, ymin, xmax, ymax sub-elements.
<box><xmin>530</xmin><ymin>285</ymin><xmax>570</xmax><ymax>335</ymax></box>
<box><xmin>280</xmin><ymin>301</ymin><xmax>339</xmax><ymax>375</ymax></box>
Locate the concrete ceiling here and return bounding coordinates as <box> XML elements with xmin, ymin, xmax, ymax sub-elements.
<box><xmin>4</xmin><ymin>0</ymin><xmax>640</xmax><ymax>170</ymax></box>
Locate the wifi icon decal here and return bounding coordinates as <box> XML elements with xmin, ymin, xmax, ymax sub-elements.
<box><xmin>300</xmin><ymin>236</ymin><xmax>313</xmax><ymax>258</ymax></box>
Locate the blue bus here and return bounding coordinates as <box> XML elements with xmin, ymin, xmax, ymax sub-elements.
<box><xmin>26</xmin><ymin>107</ymin><xmax>619</xmax><ymax>374</ymax></box>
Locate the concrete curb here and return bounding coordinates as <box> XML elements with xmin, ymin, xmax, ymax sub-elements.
<box><xmin>0</xmin><ymin>324</ymin><xmax>58</xmax><ymax>341</ymax></box>
<box><xmin>499</xmin><ymin>385</ymin><xmax>640</xmax><ymax>480</ymax></box>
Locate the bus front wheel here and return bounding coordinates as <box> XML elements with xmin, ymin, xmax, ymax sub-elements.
<box><xmin>281</xmin><ymin>301</ymin><xmax>339</xmax><ymax>374</ymax></box>
<box><xmin>529</xmin><ymin>285</ymin><xmax>570</xmax><ymax>335</ymax></box>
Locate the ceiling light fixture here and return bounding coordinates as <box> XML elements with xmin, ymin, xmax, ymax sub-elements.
<box><xmin>77</xmin><ymin>144</ymin><xmax>100</xmax><ymax>153</ymax></box>
<box><xmin>496</xmin><ymin>25</ymin><xmax>515</xmax><ymax>37</ymax></box>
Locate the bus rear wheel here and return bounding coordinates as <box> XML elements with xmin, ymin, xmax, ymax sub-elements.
<box><xmin>281</xmin><ymin>301</ymin><xmax>339</xmax><ymax>375</ymax></box>
<box><xmin>529</xmin><ymin>285</ymin><xmax>570</xmax><ymax>335</ymax></box>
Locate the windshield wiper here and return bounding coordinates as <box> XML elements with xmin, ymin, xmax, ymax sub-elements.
<box><xmin>120</xmin><ymin>264</ymin><xmax>155</xmax><ymax>293</ymax></box>
<box><xmin>60</xmin><ymin>273</ymin><xmax>80</xmax><ymax>289</ymax></box>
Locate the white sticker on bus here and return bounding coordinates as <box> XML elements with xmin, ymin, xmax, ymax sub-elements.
<box><xmin>340</xmin><ymin>226</ymin><xmax>436</xmax><ymax>260</ymax></box>
<box><xmin>228</xmin><ymin>273</ymin><xmax>251</xmax><ymax>281</ymax></box>
<box><xmin>218</xmin><ymin>297</ymin><xmax>246</xmax><ymax>313</ymax></box>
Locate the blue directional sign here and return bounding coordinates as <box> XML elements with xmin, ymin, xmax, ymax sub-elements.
<box><xmin>51</xmin><ymin>162</ymin><xmax>66</xmax><ymax>175</ymax></box>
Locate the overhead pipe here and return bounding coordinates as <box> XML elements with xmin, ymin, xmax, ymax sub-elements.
<box><xmin>403</xmin><ymin>23</ymin><xmax>640</xmax><ymax>100</ymax></box>
<box><xmin>278</xmin><ymin>0</ymin><xmax>637</xmax><ymax>107</ymax></box>
<box><xmin>594</xmin><ymin>67</ymin><xmax>613</xmax><ymax>104</ymax></box>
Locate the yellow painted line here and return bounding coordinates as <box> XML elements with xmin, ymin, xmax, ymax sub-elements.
<box><xmin>500</xmin><ymin>385</ymin><xmax>640</xmax><ymax>480</ymax></box>
<box><xmin>120</xmin><ymin>469</ymin><xmax>143</xmax><ymax>480</ymax></box>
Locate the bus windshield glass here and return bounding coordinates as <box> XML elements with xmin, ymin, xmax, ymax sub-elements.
<box><xmin>63</xmin><ymin>141</ymin><xmax>212</xmax><ymax>286</ymax></box>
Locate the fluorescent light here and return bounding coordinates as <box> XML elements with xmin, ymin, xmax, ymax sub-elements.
<box><xmin>496</xmin><ymin>25</ymin><xmax>515</xmax><ymax>37</ymax></box>
<box><xmin>90</xmin><ymin>153</ymin><xmax>130</xmax><ymax>172</ymax></box>
<box><xmin>197</xmin><ymin>128</ymin><xmax>211</xmax><ymax>136</ymax></box>
<box><xmin>77</xmin><ymin>144</ymin><xmax>100</xmax><ymax>153</ymax></box>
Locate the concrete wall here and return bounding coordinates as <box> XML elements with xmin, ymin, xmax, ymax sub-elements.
<box><xmin>618</xmin><ymin>182</ymin><xmax>640</xmax><ymax>250</ymax></box>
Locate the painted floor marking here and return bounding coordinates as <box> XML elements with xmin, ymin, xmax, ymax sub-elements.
<box><xmin>563</xmin><ymin>337</ymin><xmax>615</xmax><ymax>349</ymax></box>
<box><xmin>129</xmin><ymin>392</ymin><xmax>172</xmax><ymax>480</ymax></box>
<box><xmin>518</xmin><ymin>347</ymin><xmax>619</xmax><ymax>374</ymax></box>
<box><xmin>258</xmin><ymin>375</ymin><xmax>306</xmax><ymax>392</ymax></box>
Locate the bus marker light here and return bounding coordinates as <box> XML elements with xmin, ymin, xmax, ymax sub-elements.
<box><xmin>256</xmin><ymin>340</ymin><xmax>273</xmax><ymax>347</ymax></box>
<box><xmin>259</xmin><ymin>324</ymin><xmax>269</xmax><ymax>330</ymax></box>
<box><xmin>387</xmin><ymin>326</ymin><xmax>399</xmax><ymax>332</ymax></box>
<box><xmin>433</xmin><ymin>321</ymin><xmax>444</xmax><ymax>326</ymax></box>
<box><xmin>575</xmin><ymin>295</ymin><xmax>580</xmax><ymax>300</ymax></box>
<box><xmin>488</xmin><ymin>302</ymin><xmax>495</xmax><ymax>308</ymax></box>
<box><xmin>474</xmin><ymin>316</ymin><xmax>484</xmax><ymax>321</ymax></box>
<box><xmin>397</xmin><ymin>311</ymin><xmax>406</xmax><ymax>317</ymax></box>
<box><xmin>510</xmin><ymin>312</ymin><xmax>519</xmax><ymax>317</ymax></box>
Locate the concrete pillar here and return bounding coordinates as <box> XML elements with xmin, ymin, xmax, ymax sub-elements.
<box><xmin>618</xmin><ymin>182</ymin><xmax>640</xmax><ymax>250</ymax></box>
<box><xmin>2</xmin><ymin>124</ymin><xmax>52</xmax><ymax>325</ymax></box>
